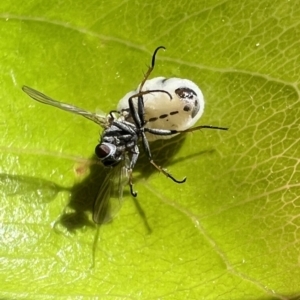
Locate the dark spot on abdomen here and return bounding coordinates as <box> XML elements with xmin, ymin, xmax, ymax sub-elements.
<box><xmin>183</xmin><ymin>105</ymin><xmax>191</xmax><ymax>112</ymax></box>
<box><xmin>149</xmin><ymin>117</ymin><xmax>158</xmax><ymax>122</ymax></box>
<box><xmin>170</xmin><ymin>111</ymin><xmax>179</xmax><ymax>115</ymax></box>
<box><xmin>159</xmin><ymin>114</ymin><xmax>168</xmax><ymax>119</ymax></box>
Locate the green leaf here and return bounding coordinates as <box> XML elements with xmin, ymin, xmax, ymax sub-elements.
<box><xmin>1</xmin><ymin>0</ymin><xmax>299</xmax><ymax>299</ymax></box>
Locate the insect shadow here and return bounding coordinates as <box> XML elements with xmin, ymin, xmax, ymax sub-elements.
<box><xmin>0</xmin><ymin>173</ymin><xmax>67</xmax><ymax>203</ymax></box>
<box><xmin>57</xmin><ymin>137</ymin><xmax>187</xmax><ymax>232</ymax></box>
<box><xmin>57</xmin><ymin>132</ymin><xmax>215</xmax><ymax>232</ymax></box>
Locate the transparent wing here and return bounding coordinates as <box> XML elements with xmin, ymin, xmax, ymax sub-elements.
<box><xmin>22</xmin><ymin>86</ymin><xmax>108</xmax><ymax>128</ymax></box>
<box><xmin>93</xmin><ymin>160</ymin><xmax>128</xmax><ymax>224</ymax></box>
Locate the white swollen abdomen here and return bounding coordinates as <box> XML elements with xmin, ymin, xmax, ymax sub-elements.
<box><xmin>117</xmin><ymin>77</ymin><xmax>205</xmax><ymax>141</ymax></box>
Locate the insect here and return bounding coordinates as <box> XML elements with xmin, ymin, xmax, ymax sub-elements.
<box><xmin>118</xmin><ymin>76</ymin><xmax>205</xmax><ymax>141</ymax></box>
<box><xmin>22</xmin><ymin>46</ymin><xmax>228</xmax><ymax>223</ymax></box>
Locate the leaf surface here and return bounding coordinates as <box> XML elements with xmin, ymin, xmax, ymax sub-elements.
<box><xmin>0</xmin><ymin>1</ymin><xmax>299</xmax><ymax>299</ymax></box>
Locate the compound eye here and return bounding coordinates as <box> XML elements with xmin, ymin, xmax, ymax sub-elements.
<box><xmin>95</xmin><ymin>143</ymin><xmax>112</xmax><ymax>159</ymax></box>
<box><xmin>95</xmin><ymin>143</ymin><xmax>120</xmax><ymax>167</ymax></box>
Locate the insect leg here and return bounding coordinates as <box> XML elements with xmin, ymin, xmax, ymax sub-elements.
<box><xmin>127</xmin><ymin>145</ymin><xmax>140</xmax><ymax>197</ymax></box>
<box><xmin>128</xmin><ymin>95</ymin><xmax>143</xmax><ymax>128</ymax></box>
<box><xmin>150</xmin><ymin>160</ymin><xmax>186</xmax><ymax>184</ymax></box>
<box><xmin>145</xmin><ymin>128</ymin><xmax>178</xmax><ymax>136</ymax></box>
<box><xmin>110</xmin><ymin>119</ymin><xmax>136</xmax><ymax>135</ymax></box>
<box><xmin>137</xmin><ymin>95</ymin><xmax>146</xmax><ymax>126</ymax></box>
<box><xmin>142</xmin><ymin>125</ymin><xmax>229</xmax><ymax>183</ymax></box>
<box><xmin>127</xmin><ymin>89</ymin><xmax>172</xmax><ymax>127</ymax></box>
<box><xmin>144</xmin><ymin>125</ymin><xmax>229</xmax><ymax>136</ymax></box>
<box><xmin>139</xmin><ymin>46</ymin><xmax>166</xmax><ymax>92</ymax></box>
<box><xmin>108</xmin><ymin>110</ymin><xmax>120</xmax><ymax>120</ymax></box>
<box><xmin>140</xmin><ymin>129</ymin><xmax>186</xmax><ymax>184</ymax></box>
<box><xmin>179</xmin><ymin>125</ymin><xmax>229</xmax><ymax>132</ymax></box>
<box><xmin>128</xmin><ymin>94</ymin><xmax>147</xmax><ymax>127</ymax></box>
<box><xmin>129</xmin><ymin>89</ymin><xmax>172</xmax><ymax>104</ymax></box>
